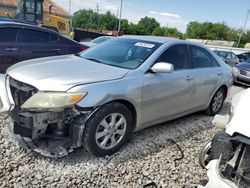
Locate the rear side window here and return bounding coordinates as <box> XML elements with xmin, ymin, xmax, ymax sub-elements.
<box><xmin>156</xmin><ymin>44</ymin><xmax>189</xmax><ymax>70</ymax></box>
<box><xmin>0</xmin><ymin>27</ymin><xmax>18</xmax><ymax>43</ymax></box>
<box><xmin>191</xmin><ymin>46</ymin><xmax>219</xmax><ymax>68</ymax></box>
<box><xmin>19</xmin><ymin>29</ymin><xmax>50</xmax><ymax>43</ymax></box>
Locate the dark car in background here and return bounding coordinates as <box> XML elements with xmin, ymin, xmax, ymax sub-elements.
<box><xmin>237</xmin><ymin>52</ymin><xmax>250</xmax><ymax>62</ymax></box>
<box><xmin>233</xmin><ymin>60</ymin><xmax>250</xmax><ymax>86</ymax></box>
<box><xmin>214</xmin><ymin>50</ymin><xmax>239</xmax><ymax>67</ymax></box>
<box><xmin>0</xmin><ymin>22</ymin><xmax>88</xmax><ymax>73</ymax></box>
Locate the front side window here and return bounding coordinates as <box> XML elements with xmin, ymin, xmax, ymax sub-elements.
<box><xmin>156</xmin><ymin>44</ymin><xmax>189</xmax><ymax>70</ymax></box>
<box><xmin>19</xmin><ymin>29</ymin><xmax>50</xmax><ymax>43</ymax></box>
<box><xmin>191</xmin><ymin>46</ymin><xmax>219</xmax><ymax>68</ymax></box>
<box><xmin>0</xmin><ymin>28</ymin><xmax>18</xmax><ymax>43</ymax></box>
<box><xmin>81</xmin><ymin>38</ymin><xmax>161</xmax><ymax>69</ymax></box>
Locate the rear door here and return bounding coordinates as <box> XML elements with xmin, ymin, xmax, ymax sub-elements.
<box><xmin>188</xmin><ymin>45</ymin><xmax>222</xmax><ymax>109</ymax></box>
<box><xmin>0</xmin><ymin>26</ymin><xmax>21</xmax><ymax>73</ymax></box>
<box><xmin>18</xmin><ymin>28</ymin><xmax>59</xmax><ymax>61</ymax></box>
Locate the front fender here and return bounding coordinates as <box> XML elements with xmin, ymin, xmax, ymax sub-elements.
<box><xmin>67</xmin><ymin>73</ymin><xmax>143</xmax><ymax>127</ymax></box>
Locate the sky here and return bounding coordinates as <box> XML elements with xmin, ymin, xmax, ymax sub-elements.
<box><xmin>52</xmin><ymin>0</ymin><xmax>250</xmax><ymax>33</ymax></box>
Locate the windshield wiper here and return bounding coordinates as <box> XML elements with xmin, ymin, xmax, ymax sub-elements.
<box><xmin>84</xmin><ymin>57</ymin><xmax>103</xmax><ymax>63</ymax></box>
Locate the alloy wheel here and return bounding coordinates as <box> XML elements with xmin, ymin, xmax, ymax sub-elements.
<box><xmin>95</xmin><ymin>113</ymin><xmax>127</xmax><ymax>150</ymax></box>
<box><xmin>212</xmin><ymin>90</ymin><xmax>224</xmax><ymax>113</ymax></box>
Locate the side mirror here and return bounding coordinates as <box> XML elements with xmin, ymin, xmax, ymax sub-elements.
<box><xmin>151</xmin><ymin>62</ymin><xmax>174</xmax><ymax>73</ymax></box>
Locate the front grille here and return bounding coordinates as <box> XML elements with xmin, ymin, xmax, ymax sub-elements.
<box><xmin>240</xmin><ymin>69</ymin><xmax>250</xmax><ymax>77</ymax></box>
<box><xmin>9</xmin><ymin>77</ymin><xmax>38</xmax><ymax>108</ymax></box>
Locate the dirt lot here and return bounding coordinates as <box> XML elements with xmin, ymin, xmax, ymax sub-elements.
<box><xmin>0</xmin><ymin>85</ymin><xmax>245</xmax><ymax>188</ymax></box>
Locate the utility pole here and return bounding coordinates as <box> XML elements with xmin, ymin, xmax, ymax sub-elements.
<box><xmin>96</xmin><ymin>3</ymin><xmax>100</xmax><ymax>32</ymax></box>
<box><xmin>237</xmin><ymin>9</ymin><xmax>250</xmax><ymax>47</ymax></box>
<box><xmin>69</xmin><ymin>0</ymin><xmax>72</xmax><ymax>13</ymax></box>
<box><xmin>115</xmin><ymin>8</ymin><xmax>119</xmax><ymax>32</ymax></box>
<box><xmin>117</xmin><ymin>0</ymin><xmax>123</xmax><ymax>34</ymax></box>
<box><xmin>69</xmin><ymin>0</ymin><xmax>72</xmax><ymax>32</ymax></box>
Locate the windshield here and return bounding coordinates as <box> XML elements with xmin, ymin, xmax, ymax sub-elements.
<box><xmin>80</xmin><ymin>38</ymin><xmax>161</xmax><ymax>69</ymax></box>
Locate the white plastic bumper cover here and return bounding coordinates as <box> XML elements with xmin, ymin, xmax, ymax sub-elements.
<box><xmin>0</xmin><ymin>74</ymin><xmax>11</xmax><ymax>113</ymax></box>
<box><xmin>198</xmin><ymin>159</ymin><xmax>238</xmax><ymax>188</ymax></box>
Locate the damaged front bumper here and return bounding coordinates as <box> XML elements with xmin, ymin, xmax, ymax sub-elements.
<box><xmin>198</xmin><ymin>159</ymin><xmax>238</xmax><ymax>188</ymax></box>
<box><xmin>0</xmin><ymin>75</ymin><xmax>96</xmax><ymax>157</ymax></box>
<box><xmin>8</xmin><ymin>107</ymin><xmax>94</xmax><ymax>157</ymax></box>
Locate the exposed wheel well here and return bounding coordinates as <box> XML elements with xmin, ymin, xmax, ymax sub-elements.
<box><xmin>110</xmin><ymin>100</ymin><xmax>137</xmax><ymax>130</ymax></box>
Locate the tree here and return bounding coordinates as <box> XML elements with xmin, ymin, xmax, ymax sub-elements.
<box><xmin>152</xmin><ymin>27</ymin><xmax>166</xmax><ymax>36</ymax></box>
<box><xmin>165</xmin><ymin>28</ymin><xmax>183</xmax><ymax>38</ymax></box>
<box><xmin>186</xmin><ymin>21</ymin><xmax>239</xmax><ymax>41</ymax></box>
<box><xmin>101</xmin><ymin>11</ymin><xmax>117</xmax><ymax>30</ymax></box>
<box><xmin>73</xmin><ymin>9</ymin><xmax>98</xmax><ymax>29</ymax></box>
<box><xmin>137</xmin><ymin>17</ymin><xmax>160</xmax><ymax>35</ymax></box>
<box><xmin>120</xmin><ymin>19</ymin><xmax>130</xmax><ymax>33</ymax></box>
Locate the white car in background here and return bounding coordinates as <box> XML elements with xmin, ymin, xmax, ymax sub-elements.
<box><xmin>81</xmin><ymin>36</ymin><xmax>114</xmax><ymax>48</ymax></box>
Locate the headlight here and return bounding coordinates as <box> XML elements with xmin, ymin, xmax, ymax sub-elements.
<box><xmin>21</xmin><ymin>92</ymin><xmax>87</xmax><ymax>109</ymax></box>
<box><xmin>232</xmin><ymin>67</ymin><xmax>239</xmax><ymax>75</ymax></box>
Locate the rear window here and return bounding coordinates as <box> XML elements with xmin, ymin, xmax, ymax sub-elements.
<box><xmin>0</xmin><ymin>28</ymin><xmax>18</xmax><ymax>43</ymax></box>
<box><xmin>19</xmin><ymin>29</ymin><xmax>50</xmax><ymax>43</ymax></box>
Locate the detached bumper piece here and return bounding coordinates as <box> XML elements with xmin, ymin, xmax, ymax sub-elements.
<box><xmin>8</xmin><ymin>109</ymin><xmax>90</xmax><ymax>157</ymax></box>
<box><xmin>198</xmin><ymin>159</ymin><xmax>238</xmax><ymax>188</ymax></box>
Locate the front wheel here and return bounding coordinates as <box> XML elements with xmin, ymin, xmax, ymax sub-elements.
<box><xmin>199</xmin><ymin>139</ymin><xmax>212</xmax><ymax>169</ymax></box>
<box><xmin>82</xmin><ymin>102</ymin><xmax>133</xmax><ymax>157</ymax></box>
<box><xmin>206</xmin><ymin>88</ymin><xmax>225</xmax><ymax>116</ymax></box>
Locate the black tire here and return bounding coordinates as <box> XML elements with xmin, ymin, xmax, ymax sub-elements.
<box><xmin>206</xmin><ymin>87</ymin><xmax>225</xmax><ymax>116</ymax></box>
<box><xmin>82</xmin><ymin>102</ymin><xmax>133</xmax><ymax>157</ymax></box>
<box><xmin>199</xmin><ymin>139</ymin><xmax>212</xmax><ymax>169</ymax></box>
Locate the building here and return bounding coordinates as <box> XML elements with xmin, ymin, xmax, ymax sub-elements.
<box><xmin>0</xmin><ymin>0</ymin><xmax>70</xmax><ymax>19</ymax></box>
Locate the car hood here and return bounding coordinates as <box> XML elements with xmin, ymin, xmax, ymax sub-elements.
<box><xmin>236</xmin><ymin>62</ymin><xmax>250</xmax><ymax>70</ymax></box>
<box><xmin>7</xmin><ymin>55</ymin><xmax>129</xmax><ymax>91</ymax></box>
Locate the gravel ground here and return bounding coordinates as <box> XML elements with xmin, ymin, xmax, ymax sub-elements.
<box><xmin>0</xmin><ymin>85</ymin><xmax>245</xmax><ymax>188</ymax></box>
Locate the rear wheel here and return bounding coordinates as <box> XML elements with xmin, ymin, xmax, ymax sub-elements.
<box><xmin>82</xmin><ymin>102</ymin><xmax>133</xmax><ymax>157</ymax></box>
<box><xmin>206</xmin><ymin>87</ymin><xmax>225</xmax><ymax>116</ymax></box>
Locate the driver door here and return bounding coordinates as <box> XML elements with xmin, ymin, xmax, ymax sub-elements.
<box><xmin>141</xmin><ymin>44</ymin><xmax>194</xmax><ymax>124</ymax></box>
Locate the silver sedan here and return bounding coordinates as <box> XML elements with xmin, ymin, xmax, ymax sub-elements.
<box><xmin>0</xmin><ymin>36</ymin><xmax>233</xmax><ymax>157</ymax></box>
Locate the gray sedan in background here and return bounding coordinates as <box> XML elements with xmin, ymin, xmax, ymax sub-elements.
<box><xmin>0</xmin><ymin>36</ymin><xmax>233</xmax><ymax>157</ymax></box>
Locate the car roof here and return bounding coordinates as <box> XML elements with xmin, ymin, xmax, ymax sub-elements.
<box><xmin>0</xmin><ymin>21</ymin><xmax>58</xmax><ymax>35</ymax></box>
<box><xmin>214</xmin><ymin>50</ymin><xmax>232</xmax><ymax>53</ymax></box>
<box><xmin>121</xmin><ymin>35</ymin><xmax>180</xmax><ymax>44</ymax></box>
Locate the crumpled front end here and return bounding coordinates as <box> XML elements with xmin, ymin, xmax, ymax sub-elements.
<box><xmin>199</xmin><ymin>88</ymin><xmax>250</xmax><ymax>188</ymax></box>
<box><xmin>198</xmin><ymin>159</ymin><xmax>238</xmax><ymax>188</ymax></box>
<box><xmin>3</xmin><ymin>76</ymin><xmax>94</xmax><ymax>157</ymax></box>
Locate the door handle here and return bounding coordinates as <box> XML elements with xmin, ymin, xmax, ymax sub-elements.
<box><xmin>52</xmin><ymin>49</ymin><xmax>61</xmax><ymax>51</ymax></box>
<box><xmin>5</xmin><ymin>48</ymin><xmax>18</xmax><ymax>52</ymax></box>
<box><xmin>186</xmin><ymin>75</ymin><xmax>194</xmax><ymax>81</ymax></box>
<box><xmin>217</xmin><ymin>72</ymin><xmax>222</xmax><ymax>76</ymax></box>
